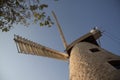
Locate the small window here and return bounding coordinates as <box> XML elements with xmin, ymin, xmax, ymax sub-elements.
<box><xmin>108</xmin><ymin>60</ymin><xmax>120</xmax><ymax>69</ymax></box>
<box><xmin>90</xmin><ymin>48</ymin><xmax>100</xmax><ymax>52</ymax></box>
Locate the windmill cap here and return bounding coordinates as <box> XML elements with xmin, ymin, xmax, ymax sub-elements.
<box><xmin>90</xmin><ymin>28</ymin><xmax>102</xmax><ymax>39</ymax></box>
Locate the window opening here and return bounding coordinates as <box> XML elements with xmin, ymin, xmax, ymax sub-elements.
<box><xmin>108</xmin><ymin>60</ymin><xmax>120</xmax><ymax>69</ymax></box>
<box><xmin>90</xmin><ymin>48</ymin><xmax>100</xmax><ymax>52</ymax></box>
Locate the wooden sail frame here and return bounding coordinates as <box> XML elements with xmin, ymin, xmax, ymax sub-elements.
<box><xmin>14</xmin><ymin>35</ymin><xmax>68</xmax><ymax>61</ymax></box>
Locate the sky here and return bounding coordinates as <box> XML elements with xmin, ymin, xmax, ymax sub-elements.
<box><xmin>0</xmin><ymin>0</ymin><xmax>120</xmax><ymax>80</ymax></box>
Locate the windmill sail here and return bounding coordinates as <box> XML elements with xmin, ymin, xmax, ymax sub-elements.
<box><xmin>52</xmin><ymin>11</ymin><xmax>68</xmax><ymax>49</ymax></box>
<box><xmin>14</xmin><ymin>35</ymin><xmax>68</xmax><ymax>61</ymax></box>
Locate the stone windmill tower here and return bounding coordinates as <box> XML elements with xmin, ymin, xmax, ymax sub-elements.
<box><xmin>14</xmin><ymin>12</ymin><xmax>120</xmax><ymax>80</ymax></box>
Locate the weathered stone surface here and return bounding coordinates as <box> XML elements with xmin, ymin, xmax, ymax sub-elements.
<box><xmin>70</xmin><ymin>42</ymin><xmax>120</xmax><ymax>80</ymax></box>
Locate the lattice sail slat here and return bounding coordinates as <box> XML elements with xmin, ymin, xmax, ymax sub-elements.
<box><xmin>14</xmin><ymin>35</ymin><xmax>68</xmax><ymax>61</ymax></box>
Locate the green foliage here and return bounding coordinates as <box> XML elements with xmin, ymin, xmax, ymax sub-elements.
<box><xmin>0</xmin><ymin>0</ymin><xmax>54</xmax><ymax>32</ymax></box>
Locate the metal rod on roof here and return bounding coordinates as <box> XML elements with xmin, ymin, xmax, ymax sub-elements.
<box><xmin>52</xmin><ymin>11</ymin><xmax>67</xmax><ymax>49</ymax></box>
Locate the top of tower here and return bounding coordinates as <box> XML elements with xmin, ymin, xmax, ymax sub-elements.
<box><xmin>90</xmin><ymin>27</ymin><xmax>102</xmax><ymax>40</ymax></box>
<box><xmin>66</xmin><ymin>28</ymin><xmax>102</xmax><ymax>54</ymax></box>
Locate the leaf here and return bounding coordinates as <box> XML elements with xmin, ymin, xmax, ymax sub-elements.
<box><xmin>2</xmin><ymin>28</ymin><xmax>9</xmax><ymax>32</ymax></box>
<box><xmin>0</xmin><ymin>21</ymin><xmax>3</xmax><ymax>26</ymax></box>
<box><xmin>40</xmin><ymin>22</ymin><xmax>44</xmax><ymax>26</ymax></box>
<box><xmin>39</xmin><ymin>4</ymin><xmax>48</xmax><ymax>10</ymax></box>
<box><xmin>33</xmin><ymin>12</ymin><xmax>39</xmax><ymax>18</ymax></box>
<box><xmin>45</xmin><ymin>20</ymin><xmax>49</xmax><ymax>25</ymax></box>
<box><xmin>16</xmin><ymin>0</ymin><xmax>20</xmax><ymax>6</ymax></box>
<box><xmin>41</xmin><ymin>12</ymin><xmax>46</xmax><ymax>19</ymax></box>
<box><xmin>0</xmin><ymin>11</ymin><xmax>4</xmax><ymax>16</ymax></box>
<box><xmin>30</xmin><ymin>5</ymin><xmax>38</xmax><ymax>11</ymax></box>
<box><xmin>38</xmin><ymin>14</ymin><xmax>41</xmax><ymax>20</ymax></box>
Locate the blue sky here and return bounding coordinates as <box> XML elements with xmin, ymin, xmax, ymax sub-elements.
<box><xmin>0</xmin><ymin>0</ymin><xmax>120</xmax><ymax>80</ymax></box>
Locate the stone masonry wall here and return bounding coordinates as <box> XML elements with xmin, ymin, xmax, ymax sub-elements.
<box><xmin>69</xmin><ymin>42</ymin><xmax>120</xmax><ymax>80</ymax></box>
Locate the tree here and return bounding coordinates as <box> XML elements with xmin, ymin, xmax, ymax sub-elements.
<box><xmin>0</xmin><ymin>0</ymin><xmax>56</xmax><ymax>32</ymax></box>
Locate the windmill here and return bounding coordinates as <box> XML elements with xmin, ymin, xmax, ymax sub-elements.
<box><xmin>14</xmin><ymin>11</ymin><xmax>120</xmax><ymax>80</ymax></box>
